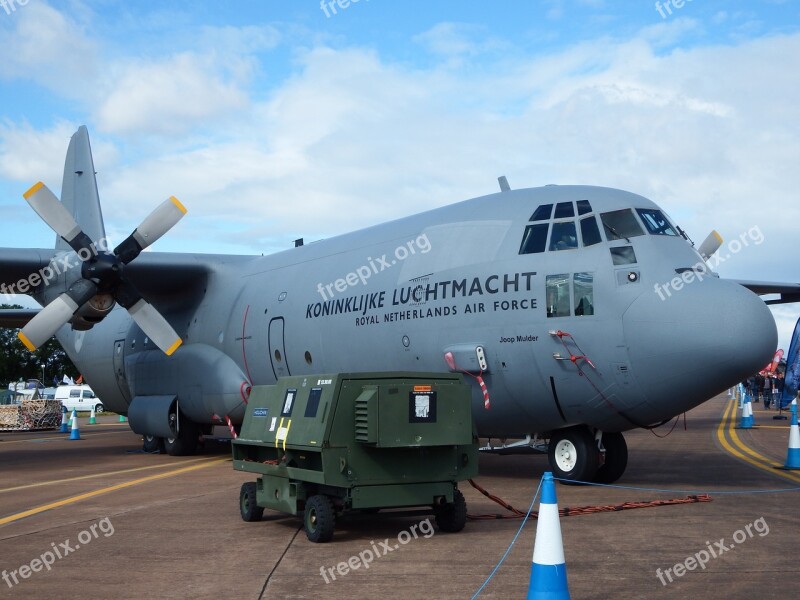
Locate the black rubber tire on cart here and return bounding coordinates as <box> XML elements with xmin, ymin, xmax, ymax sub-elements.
<box><xmin>434</xmin><ymin>488</ymin><xmax>467</xmax><ymax>533</ymax></box>
<box><xmin>240</xmin><ymin>482</ymin><xmax>264</xmax><ymax>522</ymax></box>
<box><xmin>304</xmin><ymin>495</ymin><xmax>336</xmax><ymax>543</ymax></box>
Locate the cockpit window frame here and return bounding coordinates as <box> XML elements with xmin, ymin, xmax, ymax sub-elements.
<box><xmin>636</xmin><ymin>208</ymin><xmax>679</xmax><ymax>237</ymax></box>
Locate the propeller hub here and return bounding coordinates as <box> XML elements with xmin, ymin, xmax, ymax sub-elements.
<box><xmin>82</xmin><ymin>252</ymin><xmax>123</xmax><ymax>290</ymax></box>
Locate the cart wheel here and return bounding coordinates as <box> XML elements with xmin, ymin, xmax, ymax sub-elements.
<box><xmin>435</xmin><ymin>488</ymin><xmax>467</xmax><ymax>533</ymax></box>
<box><xmin>304</xmin><ymin>495</ymin><xmax>335</xmax><ymax>543</ymax></box>
<box><xmin>240</xmin><ymin>482</ymin><xmax>264</xmax><ymax>522</ymax></box>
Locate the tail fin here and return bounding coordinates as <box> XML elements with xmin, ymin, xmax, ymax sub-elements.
<box><xmin>56</xmin><ymin>126</ymin><xmax>106</xmax><ymax>251</ymax></box>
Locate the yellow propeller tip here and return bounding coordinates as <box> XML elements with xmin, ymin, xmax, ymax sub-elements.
<box><xmin>169</xmin><ymin>196</ymin><xmax>187</xmax><ymax>215</ymax></box>
<box><xmin>18</xmin><ymin>331</ymin><xmax>37</xmax><ymax>352</ymax></box>
<box><xmin>23</xmin><ymin>181</ymin><xmax>45</xmax><ymax>200</ymax></box>
<box><xmin>165</xmin><ymin>338</ymin><xmax>183</xmax><ymax>356</ymax></box>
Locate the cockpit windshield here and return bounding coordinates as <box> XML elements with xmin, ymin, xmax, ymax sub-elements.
<box><xmin>636</xmin><ymin>208</ymin><xmax>679</xmax><ymax>236</ymax></box>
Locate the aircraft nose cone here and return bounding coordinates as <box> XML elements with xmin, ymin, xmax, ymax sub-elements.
<box><xmin>623</xmin><ymin>277</ymin><xmax>776</xmax><ymax>417</ymax></box>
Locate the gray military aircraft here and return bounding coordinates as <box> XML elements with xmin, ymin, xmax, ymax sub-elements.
<box><xmin>2</xmin><ymin>126</ymin><xmax>798</xmax><ymax>483</ymax></box>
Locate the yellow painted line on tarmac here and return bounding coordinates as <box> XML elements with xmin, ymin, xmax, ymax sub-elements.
<box><xmin>0</xmin><ymin>456</ymin><xmax>219</xmax><ymax>494</ymax></box>
<box><xmin>0</xmin><ymin>457</ymin><xmax>228</xmax><ymax>527</ymax></box>
<box><xmin>716</xmin><ymin>399</ymin><xmax>800</xmax><ymax>484</ymax></box>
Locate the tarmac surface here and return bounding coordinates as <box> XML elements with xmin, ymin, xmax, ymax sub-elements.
<box><xmin>0</xmin><ymin>393</ymin><xmax>798</xmax><ymax>599</ymax></box>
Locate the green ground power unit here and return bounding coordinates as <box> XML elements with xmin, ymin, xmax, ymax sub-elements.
<box><xmin>232</xmin><ymin>372</ymin><xmax>478</xmax><ymax>542</ymax></box>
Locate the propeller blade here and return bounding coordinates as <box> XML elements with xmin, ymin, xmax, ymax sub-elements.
<box><xmin>18</xmin><ymin>279</ymin><xmax>99</xmax><ymax>352</ymax></box>
<box><xmin>698</xmin><ymin>230</ymin><xmax>723</xmax><ymax>260</ymax></box>
<box><xmin>18</xmin><ymin>294</ymin><xmax>79</xmax><ymax>351</ymax></box>
<box><xmin>24</xmin><ymin>182</ymin><xmax>95</xmax><ymax>256</ymax></box>
<box><xmin>127</xmin><ymin>298</ymin><xmax>183</xmax><ymax>356</ymax></box>
<box><xmin>114</xmin><ymin>196</ymin><xmax>187</xmax><ymax>264</ymax></box>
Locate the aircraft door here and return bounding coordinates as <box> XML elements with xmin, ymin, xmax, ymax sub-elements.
<box><xmin>267</xmin><ymin>317</ymin><xmax>291</xmax><ymax>379</ymax></box>
<box><xmin>113</xmin><ymin>339</ymin><xmax>131</xmax><ymax>401</ymax></box>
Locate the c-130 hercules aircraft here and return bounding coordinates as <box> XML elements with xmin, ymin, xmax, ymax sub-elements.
<box><xmin>2</xmin><ymin>127</ymin><xmax>798</xmax><ymax>483</ymax></box>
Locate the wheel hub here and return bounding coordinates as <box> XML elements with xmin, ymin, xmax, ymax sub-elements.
<box><xmin>554</xmin><ymin>439</ymin><xmax>577</xmax><ymax>471</ymax></box>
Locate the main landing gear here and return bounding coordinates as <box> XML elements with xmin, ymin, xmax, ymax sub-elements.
<box><xmin>141</xmin><ymin>409</ymin><xmax>203</xmax><ymax>456</ymax></box>
<box><xmin>547</xmin><ymin>426</ymin><xmax>628</xmax><ymax>484</ymax></box>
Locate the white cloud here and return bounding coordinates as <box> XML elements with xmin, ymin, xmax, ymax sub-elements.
<box><xmin>0</xmin><ymin>2</ymin><xmax>98</xmax><ymax>93</ymax></box>
<box><xmin>95</xmin><ymin>52</ymin><xmax>251</xmax><ymax>135</ymax></box>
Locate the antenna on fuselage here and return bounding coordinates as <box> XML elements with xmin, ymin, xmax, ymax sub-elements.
<box><xmin>497</xmin><ymin>176</ymin><xmax>511</xmax><ymax>192</ymax></box>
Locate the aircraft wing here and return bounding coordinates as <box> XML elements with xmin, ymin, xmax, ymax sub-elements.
<box><xmin>734</xmin><ymin>279</ymin><xmax>800</xmax><ymax>305</ymax></box>
<box><xmin>0</xmin><ymin>247</ymin><xmax>260</xmax><ymax>323</ymax></box>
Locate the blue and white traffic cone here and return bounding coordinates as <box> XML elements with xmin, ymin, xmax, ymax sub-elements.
<box><xmin>68</xmin><ymin>409</ymin><xmax>76</xmax><ymax>427</ymax></box>
<box><xmin>88</xmin><ymin>406</ymin><xmax>96</xmax><ymax>425</ymax></box>
<box><xmin>738</xmin><ymin>394</ymin><xmax>754</xmax><ymax>429</ymax></box>
<box><xmin>68</xmin><ymin>412</ymin><xmax>81</xmax><ymax>440</ymax></box>
<box><xmin>60</xmin><ymin>407</ymin><xmax>69</xmax><ymax>433</ymax></box>
<box><xmin>526</xmin><ymin>472</ymin><xmax>570</xmax><ymax>600</ymax></box>
<box><xmin>778</xmin><ymin>403</ymin><xmax>800</xmax><ymax>470</ymax></box>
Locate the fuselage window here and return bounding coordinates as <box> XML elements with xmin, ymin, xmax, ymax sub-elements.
<box><xmin>554</xmin><ymin>202</ymin><xmax>575</xmax><ymax>219</ymax></box>
<box><xmin>576</xmin><ymin>199</ymin><xmax>592</xmax><ymax>215</ymax></box>
<box><xmin>610</xmin><ymin>246</ymin><xmax>637</xmax><ymax>265</ymax></box>
<box><xmin>600</xmin><ymin>209</ymin><xmax>645</xmax><ymax>240</ymax></box>
<box><xmin>636</xmin><ymin>208</ymin><xmax>679</xmax><ymax>236</ymax></box>
<box><xmin>519</xmin><ymin>223</ymin><xmax>549</xmax><ymax>254</ymax></box>
<box><xmin>530</xmin><ymin>204</ymin><xmax>553</xmax><ymax>221</ymax></box>
<box><xmin>574</xmin><ymin>272</ymin><xmax>594</xmax><ymax>316</ymax></box>
<box><xmin>580</xmin><ymin>216</ymin><xmax>602</xmax><ymax>247</ymax></box>
<box><xmin>546</xmin><ymin>274</ymin><xmax>571</xmax><ymax>318</ymax></box>
<box><xmin>549</xmin><ymin>221</ymin><xmax>578</xmax><ymax>251</ymax></box>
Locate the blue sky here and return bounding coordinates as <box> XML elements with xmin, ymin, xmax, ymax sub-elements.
<box><xmin>0</xmin><ymin>0</ymin><xmax>798</xmax><ymax>349</ymax></box>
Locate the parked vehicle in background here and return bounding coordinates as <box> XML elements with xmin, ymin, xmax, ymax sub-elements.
<box><xmin>55</xmin><ymin>385</ymin><xmax>104</xmax><ymax>413</ymax></box>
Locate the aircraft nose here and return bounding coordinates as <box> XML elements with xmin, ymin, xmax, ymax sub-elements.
<box><xmin>623</xmin><ymin>277</ymin><xmax>776</xmax><ymax>416</ymax></box>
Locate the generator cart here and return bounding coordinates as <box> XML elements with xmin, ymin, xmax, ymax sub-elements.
<box><xmin>232</xmin><ymin>372</ymin><xmax>478</xmax><ymax>542</ymax></box>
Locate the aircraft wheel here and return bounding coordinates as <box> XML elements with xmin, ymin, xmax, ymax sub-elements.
<box><xmin>142</xmin><ymin>434</ymin><xmax>164</xmax><ymax>454</ymax></box>
<box><xmin>240</xmin><ymin>482</ymin><xmax>264</xmax><ymax>522</ymax></box>
<box><xmin>548</xmin><ymin>426</ymin><xmax>599</xmax><ymax>484</ymax></box>
<box><xmin>94</xmin><ymin>404</ymin><xmax>104</xmax><ymax>413</ymax></box>
<box><xmin>163</xmin><ymin>411</ymin><xmax>200</xmax><ymax>456</ymax></box>
<box><xmin>594</xmin><ymin>432</ymin><xmax>628</xmax><ymax>484</ymax></box>
<box><xmin>434</xmin><ymin>488</ymin><xmax>467</xmax><ymax>533</ymax></box>
<box><xmin>304</xmin><ymin>495</ymin><xmax>335</xmax><ymax>543</ymax></box>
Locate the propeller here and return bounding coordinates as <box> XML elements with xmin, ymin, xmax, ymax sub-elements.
<box><xmin>697</xmin><ymin>229</ymin><xmax>723</xmax><ymax>261</ymax></box>
<box><xmin>18</xmin><ymin>182</ymin><xmax>186</xmax><ymax>356</ymax></box>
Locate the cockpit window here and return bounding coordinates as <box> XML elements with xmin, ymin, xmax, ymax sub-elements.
<box><xmin>530</xmin><ymin>204</ymin><xmax>553</xmax><ymax>221</ymax></box>
<box><xmin>574</xmin><ymin>272</ymin><xmax>594</xmax><ymax>316</ymax></box>
<box><xmin>580</xmin><ymin>216</ymin><xmax>602</xmax><ymax>247</ymax></box>
<box><xmin>549</xmin><ymin>221</ymin><xmax>578</xmax><ymax>251</ymax></box>
<box><xmin>554</xmin><ymin>202</ymin><xmax>575</xmax><ymax>219</ymax></box>
<box><xmin>519</xmin><ymin>223</ymin><xmax>549</xmax><ymax>254</ymax></box>
<box><xmin>576</xmin><ymin>199</ymin><xmax>592</xmax><ymax>215</ymax></box>
<box><xmin>636</xmin><ymin>208</ymin><xmax>679</xmax><ymax>236</ymax></box>
<box><xmin>600</xmin><ymin>209</ymin><xmax>645</xmax><ymax>240</ymax></box>
<box><xmin>546</xmin><ymin>274</ymin><xmax>570</xmax><ymax>318</ymax></box>
<box><xmin>610</xmin><ymin>246</ymin><xmax>637</xmax><ymax>265</ymax></box>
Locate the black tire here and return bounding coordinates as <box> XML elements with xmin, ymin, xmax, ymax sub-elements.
<box><xmin>594</xmin><ymin>432</ymin><xmax>628</xmax><ymax>484</ymax></box>
<box><xmin>434</xmin><ymin>488</ymin><xmax>467</xmax><ymax>533</ymax></box>
<box><xmin>548</xmin><ymin>426</ymin><xmax>599</xmax><ymax>484</ymax></box>
<box><xmin>164</xmin><ymin>412</ymin><xmax>200</xmax><ymax>456</ymax></box>
<box><xmin>142</xmin><ymin>434</ymin><xmax>164</xmax><ymax>454</ymax></box>
<box><xmin>94</xmin><ymin>404</ymin><xmax>104</xmax><ymax>413</ymax></box>
<box><xmin>304</xmin><ymin>495</ymin><xmax>335</xmax><ymax>543</ymax></box>
<box><xmin>240</xmin><ymin>482</ymin><xmax>264</xmax><ymax>522</ymax></box>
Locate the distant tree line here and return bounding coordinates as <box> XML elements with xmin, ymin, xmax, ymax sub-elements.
<box><xmin>0</xmin><ymin>304</ymin><xmax>79</xmax><ymax>387</ymax></box>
